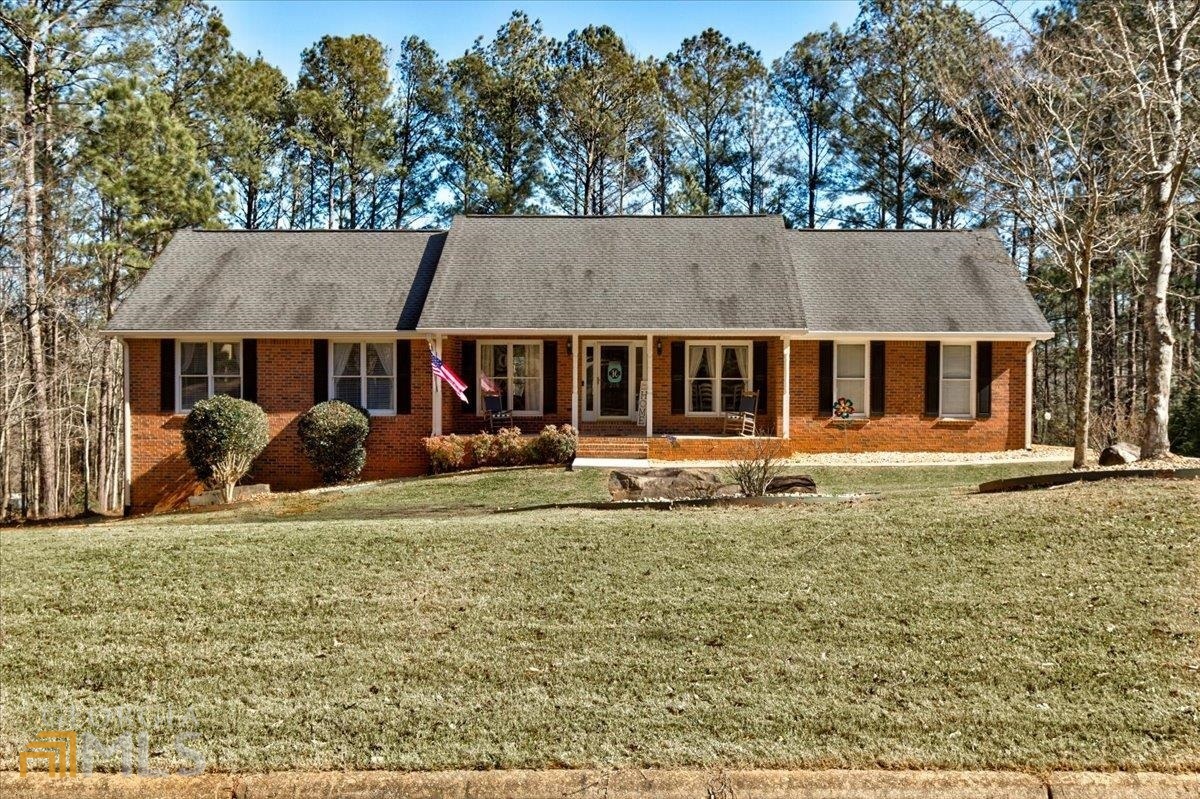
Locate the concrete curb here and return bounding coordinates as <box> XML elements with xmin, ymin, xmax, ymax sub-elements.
<box><xmin>3</xmin><ymin>769</ymin><xmax>1197</xmax><ymax>799</ymax></box>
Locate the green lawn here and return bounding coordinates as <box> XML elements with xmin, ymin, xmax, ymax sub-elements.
<box><xmin>2</xmin><ymin>464</ymin><xmax>1198</xmax><ymax>774</ymax></box>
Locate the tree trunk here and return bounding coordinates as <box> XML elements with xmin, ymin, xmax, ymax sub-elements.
<box><xmin>19</xmin><ymin>35</ymin><xmax>58</xmax><ymax>517</ymax></box>
<box><xmin>1140</xmin><ymin>174</ymin><xmax>1176</xmax><ymax>459</ymax></box>
<box><xmin>1073</xmin><ymin>279</ymin><xmax>1093</xmax><ymax>468</ymax></box>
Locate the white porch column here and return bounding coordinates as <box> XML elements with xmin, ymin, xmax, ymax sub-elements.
<box><xmin>571</xmin><ymin>333</ymin><xmax>580</xmax><ymax>429</ymax></box>
<box><xmin>431</xmin><ymin>334</ymin><xmax>443</xmax><ymax>436</ymax></box>
<box><xmin>122</xmin><ymin>339</ymin><xmax>132</xmax><ymax>514</ymax></box>
<box><xmin>782</xmin><ymin>336</ymin><xmax>791</xmax><ymax>439</ymax></box>
<box><xmin>1025</xmin><ymin>341</ymin><xmax>1035</xmax><ymax>450</ymax></box>
<box><xmin>645</xmin><ymin>334</ymin><xmax>654</xmax><ymax>437</ymax></box>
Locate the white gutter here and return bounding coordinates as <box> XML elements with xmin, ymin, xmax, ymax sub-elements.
<box><xmin>801</xmin><ymin>330</ymin><xmax>1055</xmax><ymax>342</ymax></box>
<box><xmin>109</xmin><ymin>328</ymin><xmax>1055</xmax><ymax>342</ymax></box>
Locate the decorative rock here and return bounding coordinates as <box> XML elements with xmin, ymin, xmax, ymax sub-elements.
<box><xmin>1098</xmin><ymin>442</ymin><xmax>1140</xmax><ymax>466</ymax></box>
<box><xmin>187</xmin><ymin>483</ymin><xmax>270</xmax><ymax>507</ymax></box>
<box><xmin>608</xmin><ymin>468</ymin><xmax>724</xmax><ymax>501</ymax></box>
<box><xmin>766</xmin><ymin>475</ymin><xmax>817</xmax><ymax>494</ymax></box>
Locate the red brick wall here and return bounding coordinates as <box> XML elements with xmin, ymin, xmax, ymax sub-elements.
<box><xmin>649</xmin><ymin>337</ymin><xmax>785</xmax><ymax>435</ymax></box>
<box><xmin>443</xmin><ymin>336</ymin><xmax>573</xmax><ymax>434</ymax></box>
<box><xmin>127</xmin><ymin>338</ymin><xmax>431</xmax><ymax>513</ymax></box>
<box><xmin>783</xmin><ymin>340</ymin><xmax>1027</xmax><ymax>453</ymax></box>
<box><xmin>128</xmin><ymin>334</ymin><xmax>1031</xmax><ymax>511</ymax></box>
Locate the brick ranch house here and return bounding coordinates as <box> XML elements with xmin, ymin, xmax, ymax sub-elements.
<box><xmin>107</xmin><ymin>214</ymin><xmax>1052</xmax><ymax>513</ymax></box>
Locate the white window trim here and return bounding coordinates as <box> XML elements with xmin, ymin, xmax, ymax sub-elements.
<box><xmin>684</xmin><ymin>340</ymin><xmax>753</xmax><ymax>416</ymax></box>
<box><xmin>176</xmin><ymin>339</ymin><xmax>244</xmax><ymax>414</ymax></box>
<box><xmin>476</xmin><ymin>340</ymin><xmax>544</xmax><ymax>417</ymax></box>
<box><xmin>832</xmin><ymin>340</ymin><xmax>870</xmax><ymax>419</ymax></box>
<box><xmin>328</xmin><ymin>340</ymin><xmax>397</xmax><ymax>417</ymax></box>
<box><xmin>939</xmin><ymin>341</ymin><xmax>976</xmax><ymax>420</ymax></box>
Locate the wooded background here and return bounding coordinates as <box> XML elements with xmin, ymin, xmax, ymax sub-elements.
<box><xmin>2</xmin><ymin>0</ymin><xmax>1197</xmax><ymax>518</ymax></box>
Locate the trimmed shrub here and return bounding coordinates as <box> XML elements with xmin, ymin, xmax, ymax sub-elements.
<box><xmin>298</xmin><ymin>400</ymin><xmax>371</xmax><ymax>484</ymax></box>
<box><xmin>182</xmin><ymin>395</ymin><xmax>269</xmax><ymax>502</ymax></box>
<box><xmin>493</xmin><ymin>426</ymin><xmax>528</xmax><ymax>465</ymax></box>
<box><xmin>467</xmin><ymin>431</ymin><xmax>500</xmax><ymax>466</ymax></box>
<box><xmin>532</xmin><ymin>424</ymin><xmax>577</xmax><ymax>464</ymax></box>
<box><xmin>424</xmin><ymin>434</ymin><xmax>468</xmax><ymax>473</ymax></box>
<box><xmin>424</xmin><ymin>425</ymin><xmax>575</xmax><ymax>473</ymax></box>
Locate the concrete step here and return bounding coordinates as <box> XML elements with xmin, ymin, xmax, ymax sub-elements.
<box><xmin>573</xmin><ymin>457</ymin><xmax>652</xmax><ymax>469</ymax></box>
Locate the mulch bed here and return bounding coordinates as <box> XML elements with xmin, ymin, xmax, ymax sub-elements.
<box><xmin>979</xmin><ymin>467</ymin><xmax>1200</xmax><ymax>494</ymax></box>
<box><xmin>494</xmin><ymin>494</ymin><xmax>866</xmax><ymax>513</ymax></box>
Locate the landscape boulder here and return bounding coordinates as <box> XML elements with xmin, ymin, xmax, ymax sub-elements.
<box><xmin>765</xmin><ymin>475</ymin><xmax>817</xmax><ymax>494</ymax></box>
<box><xmin>608</xmin><ymin>468</ymin><xmax>727</xmax><ymax>501</ymax></box>
<box><xmin>1099</xmin><ymin>441</ymin><xmax>1140</xmax><ymax>466</ymax></box>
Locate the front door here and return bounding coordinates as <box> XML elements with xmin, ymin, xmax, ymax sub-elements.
<box><xmin>599</xmin><ymin>345</ymin><xmax>630</xmax><ymax>418</ymax></box>
<box><xmin>582</xmin><ymin>341</ymin><xmax>644</xmax><ymax>422</ymax></box>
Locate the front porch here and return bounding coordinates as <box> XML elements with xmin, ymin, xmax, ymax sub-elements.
<box><xmin>430</xmin><ymin>333</ymin><xmax>790</xmax><ymax>445</ymax></box>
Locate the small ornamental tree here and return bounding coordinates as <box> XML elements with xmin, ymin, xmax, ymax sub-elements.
<box><xmin>182</xmin><ymin>395</ymin><xmax>269</xmax><ymax>502</ymax></box>
<box><xmin>298</xmin><ymin>401</ymin><xmax>372</xmax><ymax>484</ymax></box>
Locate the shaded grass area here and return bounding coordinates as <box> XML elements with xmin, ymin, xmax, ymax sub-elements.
<box><xmin>170</xmin><ymin>459</ymin><xmax>1072</xmax><ymax>525</ymax></box>
<box><xmin>1</xmin><ymin>470</ymin><xmax>1197</xmax><ymax>773</ymax></box>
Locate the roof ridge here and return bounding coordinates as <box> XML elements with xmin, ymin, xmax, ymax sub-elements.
<box><xmin>783</xmin><ymin>227</ymin><xmax>991</xmax><ymax>233</ymax></box>
<box><xmin>187</xmin><ymin>227</ymin><xmax>449</xmax><ymax>233</ymax></box>
<box><xmin>460</xmin><ymin>213</ymin><xmax>782</xmax><ymax>220</ymax></box>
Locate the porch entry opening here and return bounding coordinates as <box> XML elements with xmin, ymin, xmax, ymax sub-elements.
<box><xmin>582</xmin><ymin>341</ymin><xmax>645</xmax><ymax>422</ymax></box>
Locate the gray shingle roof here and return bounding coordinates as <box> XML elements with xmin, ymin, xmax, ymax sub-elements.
<box><xmin>107</xmin><ymin>218</ymin><xmax>1051</xmax><ymax>337</ymax></box>
<box><xmin>106</xmin><ymin>229</ymin><xmax>445</xmax><ymax>332</ymax></box>
<box><xmin>415</xmin><ymin>215</ymin><xmax>806</xmax><ymax>330</ymax></box>
<box><xmin>784</xmin><ymin>229</ymin><xmax>1052</xmax><ymax>335</ymax></box>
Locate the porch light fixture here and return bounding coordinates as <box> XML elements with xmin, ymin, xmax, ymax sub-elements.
<box><xmin>566</xmin><ymin>339</ymin><xmax>572</xmax><ymax>356</ymax></box>
<box><xmin>655</xmin><ymin>340</ymin><xmax>662</xmax><ymax>356</ymax></box>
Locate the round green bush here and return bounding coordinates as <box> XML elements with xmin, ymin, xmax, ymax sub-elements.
<box><xmin>182</xmin><ymin>395</ymin><xmax>269</xmax><ymax>501</ymax></box>
<box><xmin>298</xmin><ymin>400</ymin><xmax>371</xmax><ymax>484</ymax></box>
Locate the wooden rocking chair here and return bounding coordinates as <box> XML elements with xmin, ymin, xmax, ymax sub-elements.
<box><xmin>483</xmin><ymin>393</ymin><xmax>514</xmax><ymax>432</ymax></box>
<box><xmin>722</xmin><ymin>388</ymin><xmax>759</xmax><ymax>437</ymax></box>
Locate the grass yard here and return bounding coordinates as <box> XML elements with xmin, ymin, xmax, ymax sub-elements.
<box><xmin>2</xmin><ymin>463</ymin><xmax>1198</xmax><ymax>773</ymax></box>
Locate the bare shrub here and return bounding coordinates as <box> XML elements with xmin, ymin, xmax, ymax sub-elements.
<box><xmin>723</xmin><ymin>436</ymin><xmax>787</xmax><ymax>497</ymax></box>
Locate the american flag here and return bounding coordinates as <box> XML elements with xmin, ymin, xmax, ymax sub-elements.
<box><xmin>431</xmin><ymin>351</ymin><xmax>469</xmax><ymax>403</ymax></box>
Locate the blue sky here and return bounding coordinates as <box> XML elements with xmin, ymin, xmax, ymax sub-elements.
<box><xmin>213</xmin><ymin>0</ymin><xmax>861</xmax><ymax>79</ymax></box>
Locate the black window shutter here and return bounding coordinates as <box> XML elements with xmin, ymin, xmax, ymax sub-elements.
<box><xmin>542</xmin><ymin>340</ymin><xmax>558</xmax><ymax>415</ymax></box>
<box><xmin>976</xmin><ymin>341</ymin><xmax>993</xmax><ymax>418</ymax></box>
<box><xmin>396</xmin><ymin>339</ymin><xmax>412</xmax><ymax>415</ymax></box>
<box><xmin>817</xmin><ymin>341</ymin><xmax>833</xmax><ymax>416</ymax></box>
<box><xmin>160</xmin><ymin>338</ymin><xmax>176</xmax><ymax>412</ymax></box>
<box><xmin>670</xmin><ymin>341</ymin><xmax>685</xmax><ymax>414</ymax></box>
<box><xmin>869</xmin><ymin>340</ymin><xmax>885</xmax><ymax>417</ymax></box>
<box><xmin>752</xmin><ymin>340</ymin><xmax>768</xmax><ymax>413</ymax></box>
<box><xmin>461</xmin><ymin>339</ymin><xmax>476</xmax><ymax>412</ymax></box>
<box><xmin>313</xmin><ymin>339</ymin><xmax>329</xmax><ymax>404</ymax></box>
<box><xmin>242</xmin><ymin>339</ymin><xmax>258</xmax><ymax>404</ymax></box>
<box><xmin>924</xmin><ymin>341</ymin><xmax>941</xmax><ymax>416</ymax></box>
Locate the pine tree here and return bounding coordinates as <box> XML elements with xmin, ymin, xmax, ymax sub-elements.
<box><xmin>446</xmin><ymin>12</ymin><xmax>549</xmax><ymax>214</ymax></box>
<box><xmin>294</xmin><ymin>34</ymin><xmax>391</xmax><ymax>228</ymax></box>
<box><xmin>545</xmin><ymin>25</ymin><xmax>653</xmax><ymax>215</ymax></box>
<box><xmin>210</xmin><ymin>54</ymin><xmax>290</xmax><ymax>229</ymax></box>
<box><xmin>771</xmin><ymin>29</ymin><xmax>848</xmax><ymax>228</ymax></box>
<box><xmin>666</xmin><ymin>29</ymin><xmax>765</xmax><ymax>213</ymax></box>
<box><xmin>390</xmin><ymin>36</ymin><xmax>447</xmax><ymax>227</ymax></box>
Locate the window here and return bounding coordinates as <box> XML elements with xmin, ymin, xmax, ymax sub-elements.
<box><xmin>332</xmin><ymin>342</ymin><xmax>395</xmax><ymax>414</ymax></box>
<box><xmin>834</xmin><ymin>343</ymin><xmax>868</xmax><ymax>417</ymax></box>
<box><xmin>941</xmin><ymin>343</ymin><xmax>973</xmax><ymax>418</ymax></box>
<box><xmin>479</xmin><ymin>342</ymin><xmax>542</xmax><ymax>415</ymax></box>
<box><xmin>178</xmin><ymin>341</ymin><xmax>241</xmax><ymax>411</ymax></box>
<box><xmin>686</xmin><ymin>342</ymin><xmax>750</xmax><ymax>414</ymax></box>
